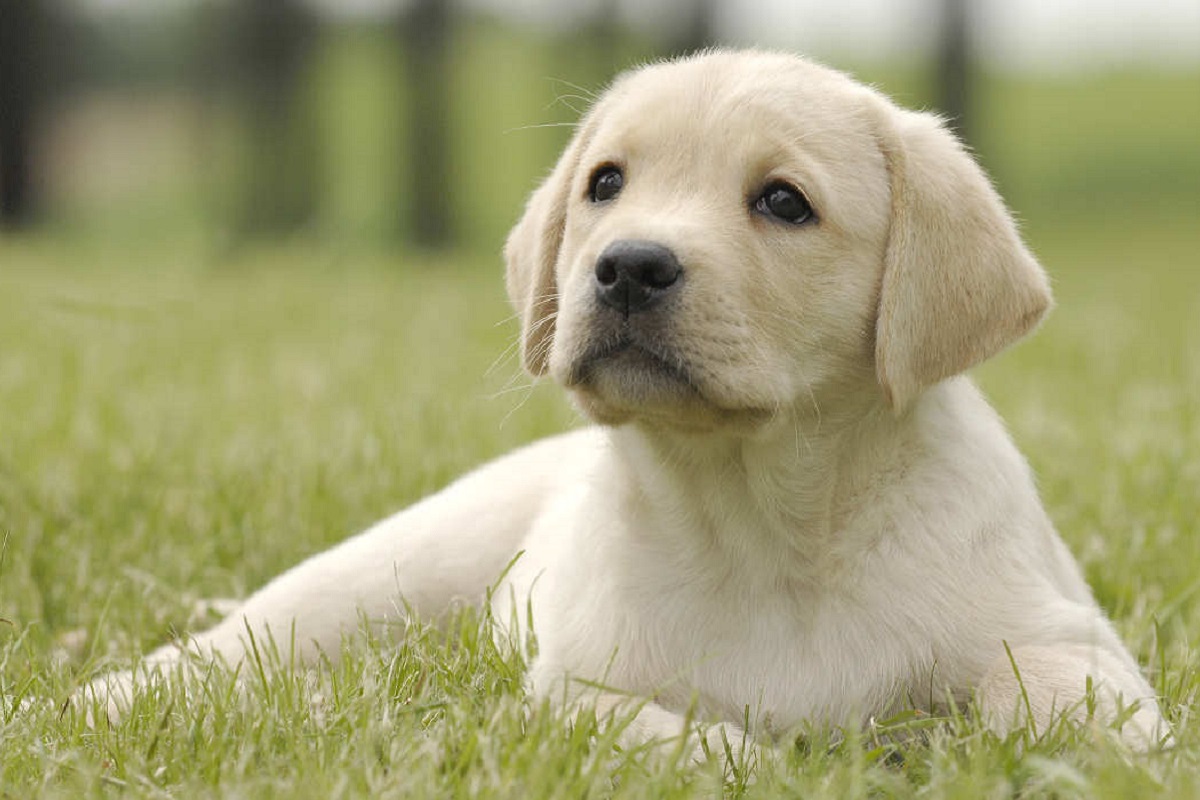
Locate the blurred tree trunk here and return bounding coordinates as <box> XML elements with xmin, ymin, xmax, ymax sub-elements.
<box><xmin>590</xmin><ymin>0</ymin><xmax>622</xmax><ymax>77</ymax></box>
<box><xmin>936</xmin><ymin>0</ymin><xmax>972</xmax><ymax>147</ymax></box>
<box><xmin>400</xmin><ymin>0</ymin><xmax>453</xmax><ymax>249</ymax></box>
<box><xmin>0</xmin><ymin>0</ymin><xmax>40</xmax><ymax>228</ymax></box>
<box><xmin>234</xmin><ymin>0</ymin><xmax>318</xmax><ymax>235</ymax></box>
<box><xmin>669</xmin><ymin>0</ymin><xmax>718</xmax><ymax>57</ymax></box>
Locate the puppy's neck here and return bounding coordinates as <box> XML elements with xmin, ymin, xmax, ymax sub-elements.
<box><xmin>606</xmin><ymin>393</ymin><xmax>911</xmax><ymax>584</ymax></box>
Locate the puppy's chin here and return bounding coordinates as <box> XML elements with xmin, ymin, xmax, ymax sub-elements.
<box><xmin>560</xmin><ymin>348</ymin><xmax>771</xmax><ymax>433</ymax></box>
<box><xmin>570</xmin><ymin>347</ymin><xmax>698</xmax><ymax>418</ymax></box>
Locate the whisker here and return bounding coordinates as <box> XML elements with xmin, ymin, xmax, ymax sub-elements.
<box><xmin>494</xmin><ymin>310</ymin><xmax>522</xmax><ymax>328</ymax></box>
<box><xmin>484</xmin><ymin>338</ymin><xmax>521</xmax><ymax>379</ymax></box>
<box><xmin>504</xmin><ymin>121</ymin><xmax>580</xmax><ymax>135</ymax></box>
<box><xmin>497</xmin><ymin>376</ymin><xmax>539</xmax><ymax>430</ymax></box>
<box><xmin>547</xmin><ymin>78</ymin><xmax>601</xmax><ymax>102</ymax></box>
<box><xmin>487</xmin><ymin>381</ymin><xmax>543</xmax><ymax>401</ymax></box>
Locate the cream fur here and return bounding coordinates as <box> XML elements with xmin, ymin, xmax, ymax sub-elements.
<box><xmin>82</xmin><ymin>51</ymin><xmax>1165</xmax><ymax>754</ymax></box>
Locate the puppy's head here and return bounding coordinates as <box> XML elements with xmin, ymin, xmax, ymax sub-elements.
<box><xmin>506</xmin><ymin>51</ymin><xmax>1050</xmax><ymax>429</ymax></box>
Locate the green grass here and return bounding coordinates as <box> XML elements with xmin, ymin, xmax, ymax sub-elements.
<box><xmin>2</xmin><ymin>209</ymin><xmax>1198</xmax><ymax>797</ymax></box>
<box><xmin>7</xmin><ymin>23</ymin><xmax>1199</xmax><ymax>794</ymax></box>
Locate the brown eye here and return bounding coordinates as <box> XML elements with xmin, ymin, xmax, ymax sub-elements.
<box><xmin>754</xmin><ymin>182</ymin><xmax>814</xmax><ymax>225</ymax></box>
<box><xmin>589</xmin><ymin>166</ymin><xmax>624</xmax><ymax>203</ymax></box>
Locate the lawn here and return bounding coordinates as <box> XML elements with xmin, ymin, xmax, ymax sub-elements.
<box><xmin>2</xmin><ymin>41</ymin><xmax>1199</xmax><ymax>796</ymax></box>
<box><xmin>1</xmin><ymin>205</ymin><xmax>1198</xmax><ymax>798</ymax></box>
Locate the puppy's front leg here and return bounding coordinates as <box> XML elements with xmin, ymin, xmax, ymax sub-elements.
<box><xmin>579</xmin><ymin>691</ymin><xmax>748</xmax><ymax>763</ymax></box>
<box><xmin>976</xmin><ymin>644</ymin><xmax>1166</xmax><ymax>748</ymax></box>
<box><xmin>80</xmin><ymin>432</ymin><xmax>588</xmax><ymax>719</ymax></box>
<box><xmin>527</xmin><ymin>661</ymin><xmax>747</xmax><ymax>763</ymax></box>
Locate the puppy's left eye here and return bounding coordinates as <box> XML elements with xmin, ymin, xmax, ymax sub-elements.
<box><xmin>754</xmin><ymin>182</ymin><xmax>815</xmax><ymax>225</ymax></box>
<box><xmin>589</xmin><ymin>166</ymin><xmax>624</xmax><ymax>203</ymax></box>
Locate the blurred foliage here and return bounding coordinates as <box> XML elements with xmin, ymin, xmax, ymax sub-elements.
<box><xmin>1</xmin><ymin>11</ymin><xmax>1198</xmax><ymax>797</ymax></box>
<box><xmin>4</xmin><ymin>11</ymin><xmax>1197</xmax><ymax>257</ymax></box>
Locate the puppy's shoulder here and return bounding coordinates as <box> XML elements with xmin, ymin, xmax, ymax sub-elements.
<box><xmin>911</xmin><ymin>377</ymin><xmax>1033</xmax><ymax>481</ymax></box>
<box><xmin>497</xmin><ymin>426</ymin><xmax>608</xmax><ymax>475</ymax></box>
<box><xmin>879</xmin><ymin>377</ymin><xmax>1050</xmax><ymax>543</ymax></box>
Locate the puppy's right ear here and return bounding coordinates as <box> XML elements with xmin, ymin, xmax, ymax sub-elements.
<box><xmin>504</xmin><ymin>120</ymin><xmax>594</xmax><ymax>376</ymax></box>
<box><xmin>872</xmin><ymin>105</ymin><xmax>1053</xmax><ymax>410</ymax></box>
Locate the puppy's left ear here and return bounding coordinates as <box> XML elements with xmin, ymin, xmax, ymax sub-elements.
<box><xmin>504</xmin><ymin>116</ymin><xmax>596</xmax><ymax>376</ymax></box>
<box><xmin>873</xmin><ymin>106</ymin><xmax>1053</xmax><ymax>410</ymax></box>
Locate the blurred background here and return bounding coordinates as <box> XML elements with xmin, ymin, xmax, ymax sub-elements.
<box><xmin>0</xmin><ymin>0</ymin><xmax>1196</xmax><ymax>253</ymax></box>
<box><xmin>0</xmin><ymin>0</ymin><xmax>1198</xmax><ymax>668</ymax></box>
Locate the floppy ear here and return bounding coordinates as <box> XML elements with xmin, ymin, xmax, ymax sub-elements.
<box><xmin>874</xmin><ymin>106</ymin><xmax>1053</xmax><ymax>410</ymax></box>
<box><xmin>504</xmin><ymin>120</ymin><xmax>594</xmax><ymax>376</ymax></box>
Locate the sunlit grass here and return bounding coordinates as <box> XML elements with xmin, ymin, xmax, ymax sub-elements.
<box><xmin>1</xmin><ymin>209</ymin><xmax>1198</xmax><ymax>797</ymax></box>
<box><xmin>5</xmin><ymin>20</ymin><xmax>1199</xmax><ymax>794</ymax></box>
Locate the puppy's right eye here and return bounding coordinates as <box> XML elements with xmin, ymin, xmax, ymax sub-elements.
<box><xmin>589</xmin><ymin>166</ymin><xmax>624</xmax><ymax>203</ymax></box>
<box><xmin>754</xmin><ymin>181</ymin><xmax>815</xmax><ymax>225</ymax></box>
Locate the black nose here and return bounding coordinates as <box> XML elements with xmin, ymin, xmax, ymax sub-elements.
<box><xmin>594</xmin><ymin>240</ymin><xmax>683</xmax><ymax>316</ymax></box>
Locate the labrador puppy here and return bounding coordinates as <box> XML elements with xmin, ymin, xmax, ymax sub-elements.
<box><xmin>84</xmin><ymin>50</ymin><xmax>1165</xmax><ymax>752</ymax></box>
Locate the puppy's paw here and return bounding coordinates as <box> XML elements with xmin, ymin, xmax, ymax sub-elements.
<box><xmin>693</xmin><ymin>720</ymin><xmax>750</xmax><ymax>765</ymax></box>
<box><xmin>74</xmin><ymin>649</ymin><xmax>192</xmax><ymax>726</ymax></box>
<box><xmin>74</xmin><ymin>669</ymin><xmax>138</xmax><ymax>726</ymax></box>
<box><xmin>603</xmin><ymin>698</ymin><xmax>748</xmax><ymax>765</ymax></box>
<box><xmin>977</xmin><ymin>644</ymin><xmax>1169</xmax><ymax>750</ymax></box>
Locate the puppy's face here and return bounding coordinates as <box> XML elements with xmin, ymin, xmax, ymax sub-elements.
<box><xmin>551</xmin><ymin>57</ymin><xmax>890</xmax><ymax>428</ymax></box>
<box><xmin>507</xmin><ymin>52</ymin><xmax>1051</xmax><ymax>431</ymax></box>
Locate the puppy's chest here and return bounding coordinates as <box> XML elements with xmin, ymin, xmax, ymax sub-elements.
<box><xmin>513</xmin><ymin>536</ymin><xmax>930</xmax><ymax>727</ymax></box>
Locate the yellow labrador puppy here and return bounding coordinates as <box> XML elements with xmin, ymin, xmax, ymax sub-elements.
<box><xmin>86</xmin><ymin>50</ymin><xmax>1165</xmax><ymax>751</ymax></box>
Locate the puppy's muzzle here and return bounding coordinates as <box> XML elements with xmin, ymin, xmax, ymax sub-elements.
<box><xmin>594</xmin><ymin>240</ymin><xmax>682</xmax><ymax>318</ymax></box>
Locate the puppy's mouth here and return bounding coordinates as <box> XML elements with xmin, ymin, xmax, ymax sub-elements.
<box><xmin>566</xmin><ymin>335</ymin><xmax>698</xmax><ymax>396</ymax></box>
<box><xmin>560</xmin><ymin>330</ymin><xmax>777</xmax><ymax>430</ymax></box>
